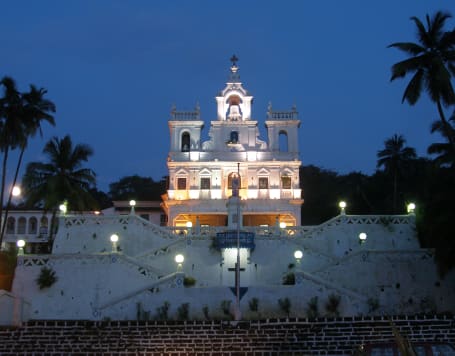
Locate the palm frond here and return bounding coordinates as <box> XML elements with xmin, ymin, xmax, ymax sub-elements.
<box><xmin>402</xmin><ymin>69</ymin><xmax>424</xmax><ymax>104</ymax></box>
<box><xmin>387</xmin><ymin>42</ymin><xmax>425</xmax><ymax>55</ymax></box>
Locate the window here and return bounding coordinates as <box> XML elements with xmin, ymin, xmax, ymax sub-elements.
<box><xmin>18</xmin><ymin>217</ymin><xmax>26</xmax><ymax>234</ymax></box>
<box><xmin>259</xmin><ymin>177</ymin><xmax>268</xmax><ymax>189</ymax></box>
<box><xmin>6</xmin><ymin>217</ymin><xmax>15</xmax><ymax>234</ymax></box>
<box><xmin>177</xmin><ymin>177</ymin><xmax>187</xmax><ymax>190</ymax></box>
<box><xmin>200</xmin><ymin>177</ymin><xmax>211</xmax><ymax>190</ymax></box>
<box><xmin>40</xmin><ymin>217</ymin><xmax>48</xmax><ymax>235</ymax></box>
<box><xmin>279</xmin><ymin>131</ymin><xmax>288</xmax><ymax>152</ymax></box>
<box><xmin>229</xmin><ymin>131</ymin><xmax>239</xmax><ymax>143</ymax></box>
<box><xmin>28</xmin><ymin>217</ymin><xmax>38</xmax><ymax>234</ymax></box>
<box><xmin>281</xmin><ymin>176</ymin><xmax>291</xmax><ymax>189</ymax></box>
<box><xmin>181</xmin><ymin>132</ymin><xmax>190</xmax><ymax>152</ymax></box>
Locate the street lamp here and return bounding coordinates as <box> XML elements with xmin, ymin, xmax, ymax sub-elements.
<box><xmin>110</xmin><ymin>234</ymin><xmax>119</xmax><ymax>253</ymax></box>
<box><xmin>175</xmin><ymin>254</ymin><xmax>184</xmax><ymax>271</ymax></box>
<box><xmin>359</xmin><ymin>232</ymin><xmax>367</xmax><ymax>245</ymax></box>
<box><xmin>294</xmin><ymin>249</ymin><xmax>303</xmax><ymax>267</ymax></box>
<box><xmin>339</xmin><ymin>201</ymin><xmax>346</xmax><ymax>215</ymax></box>
<box><xmin>407</xmin><ymin>203</ymin><xmax>416</xmax><ymax>214</ymax></box>
<box><xmin>12</xmin><ymin>186</ymin><xmax>21</xmax><ymax>197</ymax></box>
<box><xmin>59</xmin><ymin>202</ymin><xmax>67</xmax><ymax>215</ymax></box>
<box><xmin>17</xmin><ymin>239</ymin><xmax>25</xmax><ymax>255</ymax></box>
<box><xmin>186</xmin><ymin>221</ymin><xmax>193</xmax><ymax>235</ymax></box>
<box><xmin>129</xmin><ymin>200</ymin><xmax>136</xmax><ymax>215</ymax></box>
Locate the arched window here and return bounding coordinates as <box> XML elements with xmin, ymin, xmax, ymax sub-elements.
<box><xmin>229</xmin><ymin>131</ymin><xmax>239</xmax><ymax>144</ymax></box>
<box><xmin>28</xmin><ymin>217</ymin><xmax>38</xmax><ymax>234</ymax></box>
<box><xmin>40</xmin><ymin>216</ymin><xmax>49</xmax><ymax>235</ymax></box>
<box><xmin>226</xmin><ymin>95</ymin><xmax>242</xmax><ymax>121</ymax></box>
<box><xmin>181</xmin><ymin>132</ymin><xmax>190</xmax><ymax>152</ymax></box>
<box><xmin>6</xmin><ymin>217</ymin><xmax>15</xmax><ymax>234</ymax></box>
<box><xmin>17</xmin><ymin>217</ymin><xmax>26</xmax><ymax>234</ymax></box>
<box><xmin>279</xmin><ymin>130</ymin><xmax>288</xmax><ymax>152</ymax></box>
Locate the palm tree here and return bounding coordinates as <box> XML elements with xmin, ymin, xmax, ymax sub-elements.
<box><xmin>377</xmin><ymin>134</ymin><xmax>417</xmax><ymax>213</ymax></box>
<box><xmin>389</xmin><ymin>11</ymin><xmax>455</xmax><ymax>149</ymax></box>
<box><xmin>0</xmin><ymin>78</ymin><xmax>22</xmax><ymax>233</ymax></box>
<box><xmin>22</xmin><ymin>135</ymin><xmax>97</xmax><ymax>239</ymax></box>
<box><xmin>0</xmin><ymin>78</ymin><xmax>55</xmax><ymax>246</ymax></box>
<box><xmin>0</xmin><ymin>83</ymin><xmax>56</xmax><ymax>243</ymax></box>
<box><xmin>23</xmin><ymin>135</ymin><xmax>97</xmax><ymax>210</ymax></box>
<box><xmin>427</xmin><ymin>113</ymin><xmax>455</xmax><ymax>168</ymax></box>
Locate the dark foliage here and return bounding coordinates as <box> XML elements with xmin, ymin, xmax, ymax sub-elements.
<box><xmin>109</xmin><ymin>175</ymin><xmax>167</xmax><ymax>201</ymax></box>
<box><xmin>36</xmin><ymin>266</ymin><xmax>57</xmax><ymax>290</ymax></box>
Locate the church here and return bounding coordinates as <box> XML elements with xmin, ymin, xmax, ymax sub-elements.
<box><xmin>2</xmin><ymin>58</ymin><xmax>454</xmax><ymax>323</ymax></box>
<box><xmin>163</xmin><ymin>56</ymin><xmax>302</xmax><ymax>228</ymax></box>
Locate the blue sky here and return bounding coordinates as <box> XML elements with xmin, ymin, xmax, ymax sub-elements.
<box><xmin>1</xmin><ymin>1</ymin><xmax>453</xmax><ymax>192</ymax></box>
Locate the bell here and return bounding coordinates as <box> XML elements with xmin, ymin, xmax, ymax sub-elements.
<box><xmin>228</xmin><ymin>105</ymin><xmax>241</xmax><ymax>120</ymax></box>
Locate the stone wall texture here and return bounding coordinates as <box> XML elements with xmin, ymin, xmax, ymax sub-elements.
<box><xmin>0</xmin><ymin>315</ymin><xmax>453</xmax><ymax>355</ymax></box>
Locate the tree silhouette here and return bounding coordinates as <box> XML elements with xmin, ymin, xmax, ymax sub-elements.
<box><xmin>377</xmin><ymin>134</ymin><xmax>416</xmax><ymax>213</ymax></box>
<box><xmin>389</xmin><ymin>11</ymin><xmax>455</xmax><ymax>149</ymax></box>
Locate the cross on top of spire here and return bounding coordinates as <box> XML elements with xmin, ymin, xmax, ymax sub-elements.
<box><xmin>229</xmin><ymin>55</ymin><xmax>239</xmax><ymax>78</ymax></box>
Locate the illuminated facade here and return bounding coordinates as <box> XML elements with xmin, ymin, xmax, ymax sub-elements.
<box><xmin>162</xmin><ymin>58</ymin><xmax>303</xmax><ymax>227</ymax></box>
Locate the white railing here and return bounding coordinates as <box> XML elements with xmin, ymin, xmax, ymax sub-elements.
<box><xmin>58</xmin><ymin>213</ymin><xmax>414</xmax><ymax>242</ymax></box>
<box><xmin>266</xmin><ymin>108</ymin><xmax>298</xmax><ymax>120</ymax></box>
<box><xmin>162</xmin><ymin>214</ymin><xmax>414</xmax><ymax>240</ymax></box>
<box><xmin>170</xmin><ymin>110</ymin><xmax>200</xmax><ymax>121</ymax></box>
<box><xmin>61</xmin><ymin>215</ymin><xmax>176</xmax><ymax>240</ymax></box>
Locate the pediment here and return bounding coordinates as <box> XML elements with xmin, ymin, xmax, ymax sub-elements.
<box><xmin>257</xmin><ymin>168</ymin><xmax>270</xmax><ymax>176</ymax></box>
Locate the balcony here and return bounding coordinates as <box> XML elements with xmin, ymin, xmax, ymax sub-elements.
<box><xmin>167</xmin><ymin>188</ymin><xmax>301</xmax><ymax>200</ymax></box>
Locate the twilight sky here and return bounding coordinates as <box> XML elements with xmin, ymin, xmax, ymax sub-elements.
<box><xmin>1</xmin><ymin>1</ymin><xmax>453</xmax><ymax>192</ymax></box>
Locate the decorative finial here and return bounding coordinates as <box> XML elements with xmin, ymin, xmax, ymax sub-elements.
<box><xmin>228</xmin><ymin>54</ymin><xmax>240</xmax><ymax>81</ymax></box>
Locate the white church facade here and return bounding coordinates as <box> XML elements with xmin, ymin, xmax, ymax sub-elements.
<box><xmin>163</xmin><ymin>57</ymin><xmax>302</xmax><ymax>228</ymax></box>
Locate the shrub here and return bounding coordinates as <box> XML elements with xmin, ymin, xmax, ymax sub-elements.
<box><xmin>306</xmin><ymin>296</ymin><xmax>319</xmax><ymax>319</ymax></box>
<box><xmin>156</xmin><ymin>301</ymin><xmax>170</xmax><ymax>320</ymax></box>
<box><xmin>136</xmin><ymin>302</ymin><xmax>151</xmax><ymax>321</ymax></box>
<box><xmin>202</xmin><ymin>305</ymin><xmax>209</xmax><ymax>320</ymax></box>
<box><xmin>248</xmin><ymin>297</ymin><xmax>259</xmax><ymax>313</ymax></box>
<box><xmin>367</xmin><ymin>298</ymin><xmax>380</xmax><ymax>313</ymax></box>
<box><xmin>282</xmin><ymin>272</ymin><xmax>295</xmax><ymax>285</ymax></box>
<box><xmin>325</xmin><ymin>294</ymin><xmax>341</xmax><ymax>317</ymax></box>
<box><xmin>177</xmin><ymin>303</ymin><xmax>190</xmax><ymax>320</ymax></box>
<box><xmin>220</xmin><ymin>300</ymin><xmax>231</xmax><ymax>316</ymax></box>
<box><xmin>278</xmin><ymin>297</ymin><xmax>291</xmax><ymax>317</ymax></box>
<box><xmin>36</xmin><ymin>267</ymin><xmax>57</xmax><ymax>290</ymax></box>
<box><xmin>183</xmin><ymin>276</ymin><xmax>196</xmax><ymax>287</ymax></box>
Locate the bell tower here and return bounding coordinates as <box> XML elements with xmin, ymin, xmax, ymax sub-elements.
<box><xmin>215</xmin><ymin>55</ymin><xmax>253</xmax><ymax>122</ymax></box>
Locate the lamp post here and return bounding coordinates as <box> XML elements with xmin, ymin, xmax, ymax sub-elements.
<box><xmin>294</xmin><ymin>250</ymin><xmax>303</xmax><ymax>268</ymax></box>
<box><xmin>110</xmin><ymin>234</ymin><xmax>119</xmax><ymax>253</ymax></box>
<box><xmin>234</xmin><ymin>162</ymin><xmax>241</xmax><ymax>321</ymax></box>
<box><xmin>129</xmin><ymin>200</ymin><xmax>136</xmax><ymax>215</ymax></box>
<box><xmin>339</xmin><ymin>201</ymin><xmax>347</xmax><ymax>215</ymax></box>
<box><xmin>175</xmin><ymin>254</ymin><xmax>184</xmax><ymax>271</ymax></box>
<box><xmin>17</xmin><ymin>239</ymin><xmax>25</xmax><ymax>255</ymax></box>
<box><xmin>12</xmin><ymin>186</ymin><xmax>21</xmax><ymax>198</ymax></box>
<box><xmin>186</xmin><ymin>221</ymin><xmax>193</xmax><ymax>235</ymax></box>
<box><xmin>59</xmin><ymin>202</ymin><xmax>67</xmax><ymax>215</ymax></box>
<box><xmin>358</xmin><ymin>232</ymin><xmax>367</xmax><ymax>245</ymax></box>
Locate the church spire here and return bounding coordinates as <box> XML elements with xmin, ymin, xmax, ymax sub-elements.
<box><xmin>229</xmin><ymin>54</ymin><xmax>240</xmax><ymax>82</ymax></box>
